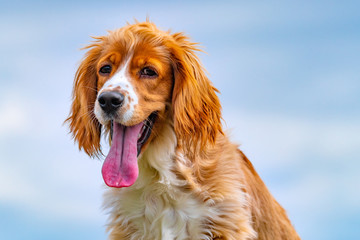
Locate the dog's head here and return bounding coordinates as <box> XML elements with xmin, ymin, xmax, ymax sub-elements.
<box><xmin>66</xmin><ymin>22</ymin><xmax>222</xmax><ymax>187</ymax></box>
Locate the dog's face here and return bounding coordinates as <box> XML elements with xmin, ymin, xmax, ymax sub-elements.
<box><xmin>67</xmin><ymin>22</ymin><xmax>222</xmax><ymax>187</ymax></box>
<box><xmin>94</xmin><ymin>40</ymin><xmax>174</xmax><ymax>151</ymax></box>
<box><xmin>94</xmin><ymin>43</ymin><xmax>173</xmax><ymax>126</ymax></box>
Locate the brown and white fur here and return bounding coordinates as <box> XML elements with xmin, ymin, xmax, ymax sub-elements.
<box><xmin>66</xmin><ymin>21</ymin><xmax>300</xmax><ymax>240</ymax></box>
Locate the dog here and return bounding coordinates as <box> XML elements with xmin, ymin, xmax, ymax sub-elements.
<box><xmin>66</xmin><ymin>21</ymin><xmax>300</xmax><ymax>240</ymax></box>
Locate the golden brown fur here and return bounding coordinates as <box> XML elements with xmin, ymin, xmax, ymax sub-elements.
<box><xmin>66</xmin><ymin>21</ymin><xmax>300</xmax><ymax>239</ymax></box>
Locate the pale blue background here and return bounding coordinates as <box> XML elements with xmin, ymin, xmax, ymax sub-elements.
<box><xmin>0</xmin><ymin>1</ymin><xmax>359</xmax><ymax>239</ymax></box>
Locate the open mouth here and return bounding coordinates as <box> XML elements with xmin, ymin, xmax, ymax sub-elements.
<box><xmin>103</xmin><ymin>112</ymin><xmax>157</xmax><ymax>188</ymax></box>
<box><xmin>110</xmin><ymin>112</ymin><xmax>157</xmax><ymax>155</ymax></box>
<box><xmin>136</xmin><ymin>112</ymin><xmax>158</xmax><ymax>155</ymax></box>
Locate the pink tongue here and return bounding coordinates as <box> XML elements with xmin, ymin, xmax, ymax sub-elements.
<box><xmin>102</xmin><ymin>122</ymin><xmax>143</xmax><ymax>188</ymax></box>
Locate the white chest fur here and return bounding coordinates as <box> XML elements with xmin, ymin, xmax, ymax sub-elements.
<box><xmin>103</xmin><ymin>122</ymin><xmax>214</xmax><ymax>240</ymax></box>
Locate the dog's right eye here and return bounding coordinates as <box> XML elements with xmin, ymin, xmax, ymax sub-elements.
<box><xmin>99</xmin><ymin>65</ymin><xmax>112</xmax><ymax>75</ymax></box>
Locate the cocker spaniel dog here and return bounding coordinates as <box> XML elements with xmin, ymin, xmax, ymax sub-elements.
<box><xmin>66</xmin><ymin>21</ymin><xmax>300</xmax><ymax>240</ymax></box>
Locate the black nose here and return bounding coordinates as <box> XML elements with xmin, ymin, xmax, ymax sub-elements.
<box><xmin>98</xmin><ymin>91</ymin><xmax>125</xmax><ymax>113</ymax></box>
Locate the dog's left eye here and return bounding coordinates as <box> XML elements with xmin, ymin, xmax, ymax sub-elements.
<box><xmin>99</xmin><ymin>65</ymin><xmax>112</xmax><ymax>75</ymax></box>
<box><xmin>139</xmin><ymin>67</ymin><xmax>158</xmax><ymax>78</ymax></box>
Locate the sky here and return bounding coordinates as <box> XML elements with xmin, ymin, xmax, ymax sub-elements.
<box><xmin>0</xmin><ymin>1</ymin><xmax>359</xmax><ymax>239</ymax></box>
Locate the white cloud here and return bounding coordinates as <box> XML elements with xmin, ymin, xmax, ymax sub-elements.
<box><xmin>0</xmin><ymin>92</ymin><xmax>106</xmax><ymax>224</ymax></box>
<box><xmin>0</xmin><ymin>94</ymin><xmax>29</xmax><ymax>136</ymax></box>
<box><xmin>223</xmin><ymin>108</ymin><xmax>360</xmax><ymax>168</ymax></box>
<box><xmin>0</xmin><ymin>146</ymin><xmax>106</xmax><ymax>224</ymax></box>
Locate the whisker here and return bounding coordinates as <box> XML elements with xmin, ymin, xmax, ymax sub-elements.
<box><xmin>75</xmin><ymin>108</ymin><xmax>96</xmax><ymax>120</ymax></box>
<box><xmin>79</xmin><ymin>85</ymin><xmax>98</xmax><ymax>92</ymax></box>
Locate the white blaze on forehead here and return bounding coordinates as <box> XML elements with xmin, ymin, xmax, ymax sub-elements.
<box><xmin>99</xmin><ymin>55</ymin><xmax>138</xmax><ymax>123</ymax></box>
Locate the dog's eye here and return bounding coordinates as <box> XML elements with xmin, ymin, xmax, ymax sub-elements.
<box><xmin>140</xmin><ymin>67</ymin><xmax>158</xmax><ymax>78</ymax></box>
<box><xmin>99</xmin><ymin>65</ymin><xmax>112</xmax><ymax>75</ymax></box>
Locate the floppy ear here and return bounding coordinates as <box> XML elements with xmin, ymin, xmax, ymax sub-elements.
<box><xmin>169</xmin><ymin>33</ymin><xmax>223</xmax><ymax>154</ymax></box>
<box><xmin>65</xmin><ymin>43</ymin><xmax>103</xmax><ymax>157</ymax></box>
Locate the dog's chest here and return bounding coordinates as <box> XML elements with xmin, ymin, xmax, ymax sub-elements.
<box><xmin>105</xmin><ymin>179</ymin><xmax>212</xmax><ymax>240</ymax></box>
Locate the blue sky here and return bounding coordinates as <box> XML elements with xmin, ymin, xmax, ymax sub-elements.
<box><xmin>0</xmin><ymin>1</ymin><xmax>359</xmax><ymax>239</ymax></box>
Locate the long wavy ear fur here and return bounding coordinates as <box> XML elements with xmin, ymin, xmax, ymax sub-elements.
<box><xmin>65</xmin><ymin>43</ymin><xmax>103</xmax><ymax>157</ymax></box>
<box><xmin>169</xmin><ymin>33</ymin><xmax>223</xmax><ymax>154</ymax></box>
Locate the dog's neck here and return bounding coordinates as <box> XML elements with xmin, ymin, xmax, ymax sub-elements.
<box><xmin>133</xmin><ymin>119</ymin><xmax>184</xmax><ymax>189</ymax></box>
